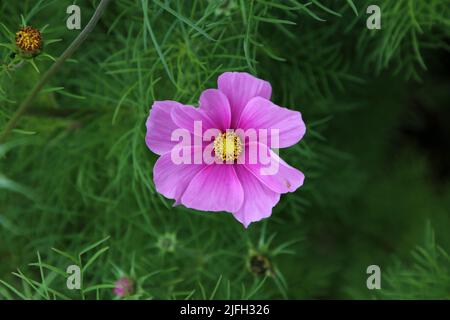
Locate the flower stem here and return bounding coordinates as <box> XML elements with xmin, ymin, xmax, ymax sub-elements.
<box><xmin>0</xmin><ymin>0</ymin><xmax>111</xmax><ymax>143</ymax></box>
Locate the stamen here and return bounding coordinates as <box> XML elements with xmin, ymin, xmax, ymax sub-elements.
<box><xmin>213</xmin><ymin>132</ymin><xmax>243</xmax><ymax>161</ymax></box>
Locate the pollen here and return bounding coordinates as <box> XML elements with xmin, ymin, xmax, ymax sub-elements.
<box><xmin>15</xmin><ymin>26</ymin><xmax>42</xmax><ymax>54</ymax></box>
<box><xmin>213</xmin><ymin>132</ymin><xmax>243</xmax><ymax>162</ymax></box>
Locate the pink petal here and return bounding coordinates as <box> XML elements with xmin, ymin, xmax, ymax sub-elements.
<box><xmin>243</xmin><ymin>142</ymin><xmax>305</xmax><ymax>194</ymax></box>
<box><xmin>199</xmin><ymin>89</ymin><xmax>231</xmax><ymax>131</ymax></box>
<box><xmin>153</xmin><ymin>146</ymin><xmax>206</xmax><ymax>203</ymax></box>
<box><xmin>171</xmin><ymin>103</ymin><xmax>216</xmax><ymax>135</ymax></box>
<box><xmin>146</xmin><ymin>101</ymin><xmax>182</xmax><ymax>155</ymax></box>
<box><xmin>238</xmin><ymin>97</ymin><xmax>306</xmax><ymax>148</ymax></box>
<box><xmin>218</xmin><ymin>72</ymin><xmax>272</xmax><ymax>127</ymax></box>
<box><xmin>181</xmin><ymin>164</ymin><xmax>244</xmax><ymax>213</ymax></box>
<box><xmin>232</xmin><ymin>165</ymin><xmax>281</xmax><ymax>228</ymax></box>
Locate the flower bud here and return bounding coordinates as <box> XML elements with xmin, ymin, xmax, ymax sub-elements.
<box><xmin>15</xmin><ymin>26</ymin><xmax>42</xmax><ymax>57</ymax></box>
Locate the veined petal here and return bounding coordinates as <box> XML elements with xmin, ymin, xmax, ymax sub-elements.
<box><xmin>238</xmin><ymin>97</ymin><xmax>306</xmax><ymax>148</ymax></box>
<box><xmin>153</xmin><ymin>146</ymin><xmax>206</xmax><ymax>203</ymax></box>
<box><xmin>146</xmin><ymin>101</ymin><xmax>183</xmax><ymax>155</ymax></box>
<box><xmin>171</xmin><ymin>103</ymin><xmax>216</xmax><ymax>135</ymax></box>
<box><xmin>233</xmin><ymin>165</ymin><xmax>281</xmax><ymax>228</ymax></box>
<box><xmin>218</xmin><ymin>72</ymin><xmax>272</xmax><ymax>127</ymax></box>
<box><xmin>199</xmin><ymin>89</ymin><xmax>231</xmax><ymax>131</ymax></box>
<box><xmin>181</xmin><ymin>164</ymin><xmax>244</xmax><ymax>213</ymax></box>
<box><xmin>242</xmin><ymin>142</ymin><xmax>305</xmax><ymax>194</ymax></box>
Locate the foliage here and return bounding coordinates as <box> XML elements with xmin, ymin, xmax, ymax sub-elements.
<box><xmin>0</xmin><ymin>0</ymin><xmax>449</xmax><ymax>299</ymax></box>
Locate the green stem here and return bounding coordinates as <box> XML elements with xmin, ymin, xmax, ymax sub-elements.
<box><xmin>0</xmin><ymin>0</ymin><xmax>111</xmax><ymax>143</ymax></box>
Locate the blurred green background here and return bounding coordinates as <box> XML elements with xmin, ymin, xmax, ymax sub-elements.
<box><xmin>0</xmin><ymin>0</ymin><xmax>449</xmax><ymax>299</ymax></box>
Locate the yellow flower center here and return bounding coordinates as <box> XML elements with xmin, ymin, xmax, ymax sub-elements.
<box><xmin>213</xmin><ymin>132</ymin><xmax>243</xmax><ymax>161</ymax></box>
<box><xmin>15</xmin><ymin>26</ymin><xmax>42</xmax><ymax>53</ymax></box>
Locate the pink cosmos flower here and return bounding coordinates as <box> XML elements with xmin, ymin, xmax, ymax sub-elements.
<box><xmin>145</xmin><ymin>72</ymin><xmax>306</xmax><ymax>227</ymax></box>
<box><xmin>113</xmin><ymin>277</ymin><xmax>133</xmax><ymax>297</ymax></box>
